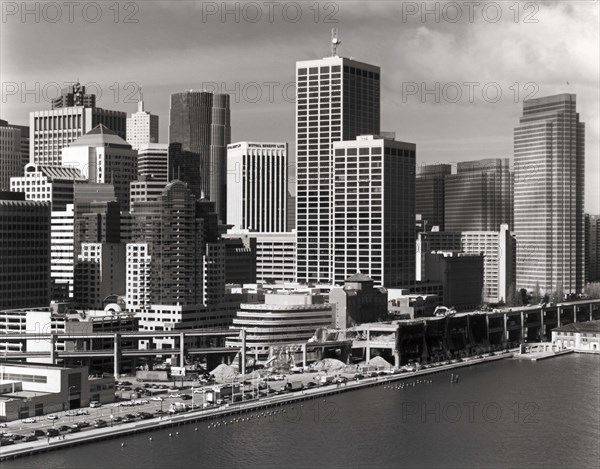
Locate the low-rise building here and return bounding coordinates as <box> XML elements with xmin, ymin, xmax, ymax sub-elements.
<box><xmin>552</xmin><ymin>320</ymin><xmax>600</xmax><ymax>352</ymax></box>
<box><xmin>329</xmin><ymin>273</ymin><xmax>387</xmax><ymax>328</ymax></box>
<box><xmin>0</xmin><ymin>363</ymin><xmax>114</xmax><ymax>422</ymax></box>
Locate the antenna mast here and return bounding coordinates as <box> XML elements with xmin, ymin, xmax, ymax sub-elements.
<box><xmin>331</xmin><ymin>28</ymin><xmax>341</xmax><ymax>57</ymax></box>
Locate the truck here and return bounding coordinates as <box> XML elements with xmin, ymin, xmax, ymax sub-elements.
<box><xmin>319</xmin><ymin>375</ymin><xmax>335</xmax><ymax>385</ymax></box>
<box><xmin>286</xmin><ymin>381</ymin><xmax>303</xmax><ymax>392</ymax></box>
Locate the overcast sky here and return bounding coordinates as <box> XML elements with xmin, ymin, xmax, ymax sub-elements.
<box><xmin>1</xmin><ymin>1</ymin><xmax>598</xmax><ymax>212</ymax></box>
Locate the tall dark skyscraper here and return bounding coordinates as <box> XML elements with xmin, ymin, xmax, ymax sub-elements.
<box><xmin>168</xmin><ymin>91</ymin><xmax>231</xmax><ymax>222</ymax></box>
<box><xmin>416</xmin><ymin>163</ymin><xmax>451</xmax><ymax>231</ymax></box>
<box><xmin>514</xmin><ymin>94</ymin><xmax>585</xmax><ymax>294</ymax></box>
<box><xmin>295</xmin><ymin>51</ymin><xmax>381</xmax><ymax>284</ymax></box>
<box><xmin>445</xmin><ymin>158</ymin><xmax>513</xmax><ymax>232</ymax></box>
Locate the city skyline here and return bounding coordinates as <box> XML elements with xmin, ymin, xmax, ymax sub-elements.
<box><xmin>1</xmin><ymin>1</ymin><xmax>598</xmax><ymax>213</ymax></box>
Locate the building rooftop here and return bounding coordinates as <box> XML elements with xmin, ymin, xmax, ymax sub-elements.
<box><xmin>554</xmin><ymin>320</ymin><xmax>600</xmax><ymax>334</ymax></box>
<box><xmin>345</xmin><ymin>273</ymin><xmax>374</xmax><ymax>283</ymax></box>
<box><xmin>69</xmin><ymin>124</ymin><xmax>130</xmax><ymax>148</ymax></box>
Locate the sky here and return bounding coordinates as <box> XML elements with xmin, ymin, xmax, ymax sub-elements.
<box><xmin>1</xmin><ymin>0</ymin><xmax>599</xmax><ymax>212</ymax></box>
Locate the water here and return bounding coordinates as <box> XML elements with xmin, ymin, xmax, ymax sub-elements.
<box><xmin>3</xmin><ymin>354</ymin><xmax>599</xmax><ymax>469</ymax></box>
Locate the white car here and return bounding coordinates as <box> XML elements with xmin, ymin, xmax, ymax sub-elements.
<box><xmin>168</xmin><ymin>394</ymin><xmax>182</xmax><ymax>398</ymax></box>
<box><xmin>46</xmin><ymin>414</ymin><xmax>59</xmax><ymax>420</ymax></box>
<box><xmin>0</xmin><ymin>423</ymin><xmax>8</xmax><ymax>428</ymax></box>
<box><xmin>22</xmin><ymin>418</ymin><xmax>36</xmax><ymax>423</ymax></box>
<box><xmin>65</xmin><ymin>410</ymin><xmax>78</xmax><ymax>416</ymax></box>
<box><xmin>150</xmin><ymin>397</ymin><xmax>163</xmax><ymax>401</ymax></box>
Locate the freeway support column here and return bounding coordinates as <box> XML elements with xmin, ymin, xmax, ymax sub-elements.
<box><xmin>503</xmin><ymin>313</ymin><xmax>508</xmax><ymax>345</ymax></box>
<box><xmin>50</xmin><ymin>334</ymin><xmax>57</xmax><ymax>365</ymax></box>
<box><xmin>366</xmin><ymin>329</ymin><xmax>371</xmax><ymax>362</ymax></box>
<box><xmin>521</xmin><ymin>312</ymin><xmax>525</xmax><ymax>342</ymax></box>
<box><xmin>557</xmin><ymin>306</ymin><xmax>562</xmax><ymax>327</ymax></box>
<box><xmin>241</xmin><ymin>329</ymin><xmax>246</xmax><ymax>376</ymax></box>
<box><xmin>591</xmin><ymin>304</ymin><xmax>594</xmax><ymax>321</ymax></box>
<box><xmin>302</xmin><ymin>343</ymin><xmax>307</xmax><ymax>367</ymax></box>
<box><xmin>114</xmin><ymin>333</ymin><xmax>120</xmax><ymax>379</ymax></box>
<box><xmin>180</xmin><ymin>332</ymin><xmax>185</xmax><ymax>368</ymax></box>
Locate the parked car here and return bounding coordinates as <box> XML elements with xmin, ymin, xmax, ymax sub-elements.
<box><xmin>77</xmin><ymin>421</ymin><xmax>90</xmax><ymax>428</ymax></box>
<box><xmin>76</xmin><ymin>409</ymin><xmax>89</xmax><ymax>415</ymax></box>
<box><xmin>180</xmin><ymin>394</ymin><xmax>192</xmax><ymax>400</ymax></box>
<box><xmin>112</xmin><ymin>416</ymin><xmax>123</xmax><ymax>422</ymax></box>
<box><xmin>46</xmin><ymin>428</ymin><xmax>60</xmax><ymax>437</ymax></box>
<box><xmin>22</xmin><ymin>418</ymin><xmax>36</xmax><ymax>423</ymax></box>
<box><xmin>58</xmin><ymin>425</ymin><xmax>70</xmax><ymax>432</ymax></box>
<box><xmin>150</xmin><ymin>397</ymin><xmax>163</xmax><ymax>401</ymax></box>
<box><xmin>24</xmin><ymin>435</ymin><xmax>38</xmax><ymax>442</ymax></box>
<box><xmin>46</xmin><ymin>414</ymin><xmax>59</xmax><ymax>420</ymax></box>
<box><xmin>65</xmin><ymin>410</ymin><xmax>78</xmax><ymax>416</ymax></box>
<box><xmin>31</xmin><ymin>429</ymin><xmax>45</xmax><ymax>437</ymax></box>
<box><xmin>94</xmin><ymin>420</ymin><xmax>108</xmax><ymax>428</ymax></box>
<box><xmin>89</xmin><ymin>401</ymin><xmax>102</xmax><ymax>408</ymax></box>
<box><xmin>68</xmin><ymin>426</ymin><xmax>81</xmax><ymax>433</ymax></box>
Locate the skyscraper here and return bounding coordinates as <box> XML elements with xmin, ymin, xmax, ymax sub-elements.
<box><xmin>415</xmin><ymin>163</ymin><xmax>451</xmax><ymax>231</ymax></box>
<box><xmin>0</xmin><ymin>121</ymin><xmax>23</xmax><ymax>191</ymax></box>
<box><xmin>0</xmin><ymin>192</ymin><xmax>51</xmax><ymax>310</ymax></box>
<box><xmin>226</xmin><ymin>141</ymin><xmax>288</xmax><ymax>232</ymax></box>
<box><xmin>445</xmin><ymin>158</ymin><xmax>512</xmax><ymax>232</ymax></box>
<box><xmin>514</xmin><ymin>94</ymin><xmax>585</xmax><ymax>294</ymax></box>
<box><xmin>136</xmin><ymin>143</ymin><xmax>169</xmax><ymax>181</ymax></box>
<box><xmin>31</xmin><ymin>90</ymin><xmax>126</xmax><ymax>166</ymax></box>
<box><xmin>588</xmin><ymin>215</ymin><xmax>600</xmax><ymax>283</ymax></box>
<box><xmin>126</xmin><ymin>95</ymin><xmax>159</xmax><ymax>150</ymax></box>
<box><xmin>168</xmin><ymin>91</ymin><xmax>231</xmax><ymax>222</ymax></box>
<box><xmin>296</xmin><ymin>49</ymin><xmax>380</xmax><ymax>284</ymax></box>
<box><xmin>332</xmin><ymin>135</ymin><xmax>415</xmax><ymax>287</ymax></box>
<box><xmin>62</xmin><ymin>125</ymin><xmax>137</xmax><ymax>211</ymax></box>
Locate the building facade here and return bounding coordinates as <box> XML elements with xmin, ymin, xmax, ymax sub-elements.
<box><xmin>30</xmin><ymin>104</ymin><xmax>126</xmax><ymax>166</ymax></box>
<box><xmin>514</xmin><ymin>94</ymin><xmax>585</xmax><ymax>294</ymax></box>
<box><xmin>0</xmin><ymin>192</ymin><xmax>51</xmax><ymax>310</ymax></box>
<box><xmin>50</xmin><ymin>204</ymin><xmax>75</xmax><ymax>300</ymax></box>
<box><xmin>0</xmin><ymin>121</ymin><xmax>23</xmax><ymax>191</ymax></box>
<box><xmin>461</xmin><ymin>224</ymin><xmax>516</xmax><ymax>304</ymax></box>
<box><xmin>10</xmin><ymin>163</ymin><xmax>86</xmax><ymax>210</ymax></box>
<box><xmin>169</xmin><ymin>91</ymin><xmax>231</xmax><ymax>221</ymax></box>
<box><xmin>296</xmin><ymin>55</ymin><xmax>381</xmax><ymax>284</ymax></box>
<box><xmin>415</xmin><ymin>163</ymin><xmax>451</xmax><ymax>231</ymax></box>
<box><xmin>589</xmin><ymin>215</ymin><xmax>600</xmax><ymax>283</ymax></box>
<box><xmin>444</xmin><ymin>158</ymin><xmax>512</xmax><ymax>232</ymax></box>
<box><xmin>126</xmin><ymin>97</ymin><xmax>159</xmax><ymax>150</ymax></box>
<box><xmin>62</xmin><ymin>125</ymin><xmax>137</xmax><ymax>211</ymax></box>
<box><xmin>332</xmin><ymin>135</ymin><xmax>415</xmax><ymax>287</ymax></box>
<box><xmin>226</xmin><ymin>141</ymin><xmax>288</xmax><ymax>232</ymax></box>
<box><xmin>137</xmin><ymin>143</ymin><xmax>168</xmax><ymax>181</ymax></box>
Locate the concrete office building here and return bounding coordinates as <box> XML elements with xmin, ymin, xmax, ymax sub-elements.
<box><xmin>0</xmin><ymin>363</ymin><xmax>115</xmax><ymax>422</ymax></box>
<box><xmin>50</xmin><ymin>204</ymin><xmax>76</xmax><ymax>300</ymax></box>
<box><xmin>514</xmin><ymin>94</ymin><xmax>585</xmax><ymax>294</ymax></box>
<box><xmin>169</xmin><ymin>91</ymin><xmax>231</xmax><ymax>221</ymax></box>
<box><xmin>225</xmin><ymin>292</ymin><xmax>335</xmax><ymax>358</ymax></box>
<box><xmin>461</xmin><ymin>224</ymin><xmax>516</xmax><ymax>304</ymax></box>
<box><xmin>0</xmin><ymin>121</ymin><xmax>23</xmax><ymax>191</ymax></box>
<box><xmin>126</xmin><ymin>96</ymin><xmax>159</xmax><ymax>150</ymax></box>
<box><xmin>296</xmin><ymin>52</ymin><xmax>380</xmax><ymax>284</ymax></box>
<box><xmin>223</xmin><ymin>230</ymin><xmax>297</xmax><ymax>284</ymax></box>
<box><xmin>445</xmin><ymin>158</ymin><xmax>512</xmax><ymax>232</ymax></box>
<box><xmin>332</xmin><ymin>135</ymin><xmax>415</xmax><ymax>287</ymax></box>
<box><xmin>226</xmin><ymin>142</ymin><xmax>288</xmax><ymax>232</ymax></box>
<box><xmin>0</xmin><ymin>192</ymin><xmax>51</xmax><ymax>310</ymax></box>
<box><xmin>10</xmin><ymin>163</ymin><xmax>86</xmax><ymax>210</ymax></box>
<box><xmin>74</xmin><ymin>242</ymin><xmax>126</xmax><ymax>310</ymax></box>
<box><xmin>137</xmin><ymin>143</ymin><xmax>169</xmax><ymax>181</ymax></box>
<box><xmin>415</xmin><ymin>163</ymin><xmax>451</xmax><ymax>231</ymax></box>
<box><xmin>130</xmin><ymin>179</ymin><xmax>168</xmax><ymax>208</ymax></box>
<box><xmin>62</xmin><ymin>125</ymin><xmax>137</xmax><ymax>211</ymax></box>
<box><xmin>51</xmin><ymin>82</ymin><xmax>96</xmax><ymax>109</ymax></box>
<box><xmin>416</xmin><ymin>229</ymin><xmax>462</xmax><ymax>282</ymax></box>
<box><xmin>329</xmin><ymin>273</ymin><xmax>388</xmax><ymax>329</ymax></box>
<box><xmin>424</xmin><ymin>252</ymin><xmax>484</xmax><ymax>311</ymax></box>
<box><xmin>1</xmin><ymin>119</ymin><xmax>30</xmax><ymax>170</ymax></box>
<box><xmin>30</xmin><ymin>84</ymin><xmax>126</xmax><ymax>166</ymax></box>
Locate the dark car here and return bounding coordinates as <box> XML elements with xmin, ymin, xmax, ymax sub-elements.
<box><xmin>46</xmin><ymin>428</ymin><xmax>60</xmax><ymax>437</ymax></box>
<box><xmin>0</xmin><ymin>438</ymin><xmax>15</xmax><ymax>446</ymax></box>
<box><xmin>112</xmin><ymin>416</ymin><xmax>123</xmax><ymax>422</ymax></box>
<box><xmin>58</xmin><ymin>425</ymin><xmax>70</xmax><ymax>432</ymax></box>
<box><xmin>94</xmin><ymin>420</ymin><xmax>108</xmax><ymax>428</ymax></box>
<box><xmin>139</xmin><ymin>412</ymin><xmax>154</xmax><ymax>420</ymax></box>
<box><xmin>77</xmin><ymin>421</ymin><xmax>90</xmax><ymax>428</ymax></box>
<box><xmin>31</xmin><ymin>429</ymin><xmax>45</xmax><ymax>437</ymax></box>
<box><xmin>180</xmin><ymin>394</ymin><xmax>192</xmax><ymax>400</ymax></box>
<box><xmin>11</xmin><ymin>434</ymin><xmax>24</xmax><ymax>440</ymax></box>
<box><xmin>68</xmin><ymin>426</ymin><xmax>80</xmax><ymax>433</ymax></box>
<box><xmin>24</xmin><ymin>435</ymin><xmax>38</xmax><ymax>441</ymax></box>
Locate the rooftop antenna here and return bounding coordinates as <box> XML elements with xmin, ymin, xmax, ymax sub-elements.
<box><xmin>331</xmin><ymin>28</ymin><xmax>341</xmax><ymax>57</ymax></box>
<box><xmin>138</xmin><ymin>86</ymin><xmax>144</xmax><ymax>112</ymax></box>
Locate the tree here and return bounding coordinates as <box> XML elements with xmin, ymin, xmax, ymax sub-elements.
<box><xmin>531</xmin><ymin>282</ymin><xmax>542</xmax><ymax>305</ymax></box>
<box><xmin>506</xmin><ymin>283</ymin><xmax>522</xmax><ymax>307</ymax></box>
<box><xmin>550</xmin><ymin>281</ymin><xmax>564</xmax><ymax>304</ymax></box>
<box><xmin>519</xmin><ymin>288</ymin><xmax>528</xmax><ymax>306</ymax></box>
<box><xmin>584</xmin><ymin>282</ymin><xmax>600</xmax><ymax>299</ymax></box>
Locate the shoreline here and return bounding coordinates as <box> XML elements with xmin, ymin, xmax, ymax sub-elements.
<box><xmin>0</xmin><ymin>351</ymin><xmax>518</xmax><ymax>461</ymax></box>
